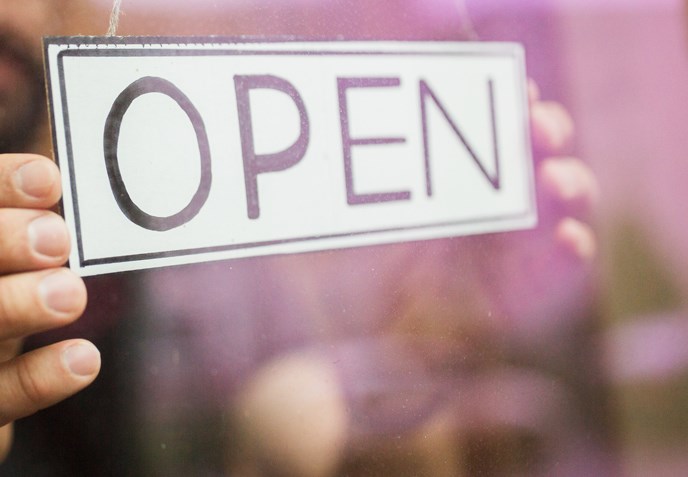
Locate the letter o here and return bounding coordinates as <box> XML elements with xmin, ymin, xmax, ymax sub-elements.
<box><xmin>103</xmin><ymin>76</ymin><xmax>212</xmax><ymax>231</ymax></box>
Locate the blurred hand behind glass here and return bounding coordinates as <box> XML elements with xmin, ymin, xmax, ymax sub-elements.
<box><xmin>227</xmin><ymin>82</ymin><xmax>601</xmax><ymax>477</ymax></box>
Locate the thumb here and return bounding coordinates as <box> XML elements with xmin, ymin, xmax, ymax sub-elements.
<box><xmin>0</xmin><ymin>339</ymin><xmax>100</xmax><ymax>427</ymax></box>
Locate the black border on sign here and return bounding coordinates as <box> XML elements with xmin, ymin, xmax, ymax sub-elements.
<box><xmin>44</xmin><ymin>37</ymin><xmax>536</xmax><ymax>271</ymax></box>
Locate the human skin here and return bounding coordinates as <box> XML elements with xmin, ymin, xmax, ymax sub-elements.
<box><xmin>0</xmin><ymin>92</ymin><xmax>595</xmax><ymax>466</ymax></box>
<box><xmin>0</xmin><ymin>0</ymin><xmax>595</xmax><ymax>465</ymax></box>
<box><xmin>0</xmin><ymin>0</ymin><xmax>100</xmax><ymax>461</ymax></box>
<box><xmin>0</xmin><ymin>153</ymin><xmax>100</xmax><ymax>461</ymax></box>
<box><xmin>229</xmin><ymin>83</ymin><xmax>599</xmax><ymax>477</ymax></box>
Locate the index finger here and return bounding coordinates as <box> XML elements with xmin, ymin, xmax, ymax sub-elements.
<box><xmin>0</xmin><ymin>339</ymin><xmax>100</xmax><ymax>428</ymax></box>
<box><xmin>0</xmin><ymin>154</ymin><xmax>62</xmax><ymax>209</ymax></box>
<box><xmin>530</xmin><ymin>101</ymin><xmax>574</xmax><ymax>156</ymax></box>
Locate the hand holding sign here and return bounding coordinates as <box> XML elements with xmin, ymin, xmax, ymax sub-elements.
<box><xmin>0</xmin><ymin>154</ymin><xmax>99</xmax><ymax>461</ymax></box>
<box><xmin>229</xmin><ymin>89</ymin><xmax>599</xmax><ymax>476</ymax></box>
<box><xmin>46</xmin><ymin>39</ymin><xmax>537</xmax><ymax>276</ymax></box>
<box><xmin>489</xmin><ymin>85</ymin><xmax>598</xmax><ymax>337</ymax></box>
<box><xmin>0</xmin><ymin>62</ymin><xmax>596</xmax><ymax>471</ymax></box>
<box><xmin>389</xmin><ymin>82</ymin><xmax>598</xmax><ymax>349</ymax></box>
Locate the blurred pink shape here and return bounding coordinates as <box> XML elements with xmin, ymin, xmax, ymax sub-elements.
<box><xmin>604</xmin><ymin>313</ymin><xmax>688</xmax><ymax>384</ymax></box>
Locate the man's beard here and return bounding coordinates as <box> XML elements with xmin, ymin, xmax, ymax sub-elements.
<box><xmin>0</xmin><ymin>30</ymin><xmax>46</xmax><ymax>153</ymax></box>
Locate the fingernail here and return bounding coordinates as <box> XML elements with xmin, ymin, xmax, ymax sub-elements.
<box><xmin>63</xmin><ymin>342</ymin><xmax>100</xmax><ymax>377</ymax></box>
<box><xmin>39</xmin><ymin>270</ymin><xmax>83</xmax><ymax>314</ymax></box>
<box><xmin>15</xmin><ymin>160</ymin><xmax>55</xmax><ymax>199</ymax></box>
<box><xmin>28</xmin><ymin>215</ymin><xmax>69</xmax><ymax>259</ymax></box>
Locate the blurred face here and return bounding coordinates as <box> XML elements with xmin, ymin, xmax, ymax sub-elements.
<box><xmin>0</xmin><ymin>0</ymin><xmax>63</xmax><ymax>152</ymax></box>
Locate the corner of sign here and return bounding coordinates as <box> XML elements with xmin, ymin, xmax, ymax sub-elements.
<box><xmin>527</xmin><ymin>208</ymin><xmax>539</xmax><ymax>230</ymax></box>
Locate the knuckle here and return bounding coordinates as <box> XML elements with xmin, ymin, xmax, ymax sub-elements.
<box><xmin>0</xmin><ymin>281</ymin><xmax>18</xmax><ymax>330</ymax></box>
<box><xmin>0</xmin><ymin>212</ymin><xmax>27</xmax><ymax>268</ymax></box>
<box><xmin>0</xmin><ymin>290</ymin><xmax>9</xmax><ymax>327</ymax></box>
<box><xmin>0</xmin><ymin>154</ymin><xmax>59</xmax><ymax>208</ymax></box>
<box><xmin>0</xmin><ymin>276</ymin><xmax>29</xmax><ymax>337</ymax></box>
<box><xmin>0</xmin><ymin>161</ymin><xmax>22</xmax><ymax>207</ymax></box>
<box><xmin>15</xmin><ymin>355</ymin><xmax>48</xmax><ymax>409</ymax></box>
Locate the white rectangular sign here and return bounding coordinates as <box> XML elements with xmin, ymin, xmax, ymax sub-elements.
<box><xmin>44</xmin><ymin>37</ymin><xmax>535</xmax><ymax>276</ymax></box>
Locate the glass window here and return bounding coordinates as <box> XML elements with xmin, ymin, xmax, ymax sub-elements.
<box><xmin>2</xmin><ymin>0</ymin><xmax>687</xmax><ymax>475</ymax></box>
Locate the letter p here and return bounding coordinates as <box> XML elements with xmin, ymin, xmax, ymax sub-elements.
<box><xmin>234</xmin><ymin>75</ymin><xmax>310</xmax><ymax>220</ymax></box>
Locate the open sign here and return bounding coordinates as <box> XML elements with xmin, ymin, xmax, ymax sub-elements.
<box><xmin>45</xmin><ymin>38</ymin><xmax>535</xmax><ymax>276</ymax></box>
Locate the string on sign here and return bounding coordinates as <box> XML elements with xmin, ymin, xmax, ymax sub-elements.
<box><xmin>454</xmin><ymin>0</ymin><xmax>479</xmax><ymax>40</ymax></box>
<box><xmin>107</xmin><ymin>0</ymin><xmax>124</xmax><ymax>36</ymax></box>
<box><xmin>106</xmin><ymin>0</ymin><xmax>474</xmax><ymax>39</ymax></box>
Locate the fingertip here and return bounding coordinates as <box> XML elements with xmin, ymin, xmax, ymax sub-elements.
<box><xmin>528</xmin><ymin>79</ymin><xmax>540</xmax><ymax>104</ymax></box>
<box><xmin>61</xmin><ymin>340</ymin><xmax>101</xmax><ymax>380</ymax></box>
<box><xmin>530</xmin><ymin>102</ymin><xmax>575</xmax><ymax>154</ymax></box>
<box><xmin>28</xmin><ymin>213</ymin><xmax>71</xmax><ymax>264</ymax></box>
<box><xmin>14</xmin><ymin>158</ymin><xmax>61</xmax><ymax>205</ymax></box>
<box><xmin>0</xmin><ymin>340</ymin><xmax>99</xmax><ymax>427</ymax></box>
<box><xmin>38</xmin><ymin>269</ymin><xmax>87</xmax><ymax>320</ymax></box>
<box><xmin>556</xmin><ymin>218</ymin><xmax>597</xmax><ymax>262</ymax></box>
<box><xmin>538</xmin><ymin>158</ymin><xmax>600</xmax><ymax>217</ymax></box>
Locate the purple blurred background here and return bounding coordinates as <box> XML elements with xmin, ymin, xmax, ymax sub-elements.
<box><xmin>66</xmin><ymin>0</ymin><xmax>688</xmax><ymax>475</ymax></box>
